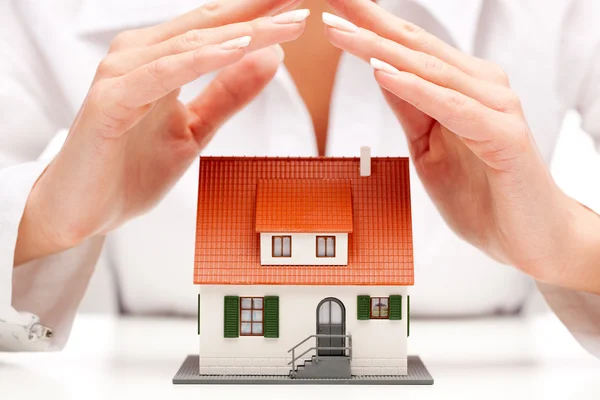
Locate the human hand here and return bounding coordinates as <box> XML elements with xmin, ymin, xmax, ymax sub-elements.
<box><xmin>323</xmin><ymin>0</ymin><xmax>600</xmax><ymax>292</ymax></box>
<box><xmin>15</xmin><ymin>0</ymin><xmax>310</xmax><ymax>265</ymax></box>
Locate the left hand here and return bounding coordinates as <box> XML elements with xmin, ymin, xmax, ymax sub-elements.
<box><xmin>323</xmin><ymin>0</ymin><xmax>600</xmax><ymax>293</ymax></box>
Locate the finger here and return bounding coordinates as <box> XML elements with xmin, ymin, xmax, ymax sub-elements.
<box><xmin>139</xmin><ymin>0</ymin><xmax>300</xmax><ymax>46</ymax></box>
<box><xmin>101</xmin><ymin>9</ymin><xmax>309</xmax><ymax>78</ymax></box>
<box><xmin>103</xmin><ymin>37</ymin><xmax>253</xmax><ymax>120</ymax></box>
<box><xmin>373</xmin><ymin>66</ymin><xmax>529</xmax><ymax>169</ymax></box>
<box><xmin>278</xmin><ymin>0</ymin><xmax>305</xmax><ymax>13</ymax></box>
<box><xmin>158</xmin><ymin>9</ymin><xmax>309</xmax><ymax>59</ymax></box>
<box><xmin>323</xmin><ymin>3</ymin><xmax>508</xmax><ymax>85</ymax></box>
<box><xmin>371</xmin><ymin>64</ymin><xmax>517</xmax><ymax>147</ymax></box>
<box><xmin>187</xmin><ymin>46</ymin><xmax>283</xmax><ymax>147</ymax></box>
<box><xmin>324</xmin><ymin>24</ymin><xmax>519</xmax><ymax>113</ymax></box>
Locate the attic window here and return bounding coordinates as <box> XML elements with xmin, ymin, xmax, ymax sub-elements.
<box><xmin>272</xmin><ymin>236</ymin><xmax>291</xmax><ymax>257</ymax></box>
<box><xmin>316</xmin><ymin>236</ymin><xmax>336</xmax><ymax>258</ymax></box>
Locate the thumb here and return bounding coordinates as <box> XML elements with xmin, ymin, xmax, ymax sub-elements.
<box><xmin>187</xmin><ymin>45</ymin><xmax>284</xmax><ymax>147</ymax></box>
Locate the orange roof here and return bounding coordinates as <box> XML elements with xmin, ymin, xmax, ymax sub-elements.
<box><xmin>194</xmin><ymin>157</ymin><xmax>414</xmax><ymax>286</ymax></box>
<box><xmin>255</xmin><ymin>179</ymin><xmax>353</xmax><ymax>233</ymax></box>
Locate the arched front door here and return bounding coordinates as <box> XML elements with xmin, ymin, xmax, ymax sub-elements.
<box><xmin>316</xmin><ymin>298</ymin><xmax>346</xmax><ymax>356</ymax></box>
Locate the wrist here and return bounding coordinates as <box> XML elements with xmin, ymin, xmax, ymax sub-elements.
<box><xmin>538</xmin><ymin>193</ymin><xmax>600</xmax><ymax>294</ymax></box>
<box><xmin>570</xmin><ymin>198</ymin><xmax>600</xmax><ymax>293</ymax></box>
<box><xmin>14</xmin><ymin>169</ymin><xmax>79</xmax><ymax>266</ymax></box>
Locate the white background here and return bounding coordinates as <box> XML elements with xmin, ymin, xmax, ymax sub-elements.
<box><xmin>552</xmin><ymin>112</ymin><xmax>600</xmax><ymax>212</ymax></box>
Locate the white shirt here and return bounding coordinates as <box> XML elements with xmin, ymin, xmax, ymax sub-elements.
<box><xmin>1</xmin><ymin>0</ymin><xmax>599</xmax><ymax>355</ymax></box>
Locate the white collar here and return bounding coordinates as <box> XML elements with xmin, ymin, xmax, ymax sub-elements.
<box><xmin>76</xmin><ymin>0</ymin><xmax>484</xmax><ymax>52</ymax></box>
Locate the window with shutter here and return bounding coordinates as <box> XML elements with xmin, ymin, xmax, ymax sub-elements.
<box><xmin>224</xmin><ymin>296</ymin><xmax>239</xmax><ymax>338</ymax></box>
<box><xmin>263</xmin><ymin>296</ymin><xmax>279</xmax><ymax>338</ymax></box>
<box><xmin>240</xmin><ymin>297</ymin><xmax>264</xmax><ymax>336</ymax></box>
<box><xmin>370</xmin><ymin>297</ymin><xmax>390</xmax><ymax>319</ymax></box>
<box><xmin>357</xmin><ymin>295</ymin><xmax>370</xmax><ymax>320</ymax></box>
<box><xmin>389</xmin><ymin>295</ymin><xmax>402</xmax><ymax>320</ymax></box>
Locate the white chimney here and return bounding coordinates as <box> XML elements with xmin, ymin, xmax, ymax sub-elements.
<box><xmin>360</xmin><ymin>146</ymin><xmax>371</xmax><ymax>177</ymax></box>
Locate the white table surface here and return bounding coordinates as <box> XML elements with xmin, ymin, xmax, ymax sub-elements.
<box><xmin>1</xmin><ymin>313</ymin><xmax>599</xmax><ymax>400</ymax></box>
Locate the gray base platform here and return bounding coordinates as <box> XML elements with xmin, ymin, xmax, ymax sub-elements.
<box><xmin>173</xmin><ymin>355</ymin><xmax>434</xmax><ymax>385</ymax></box>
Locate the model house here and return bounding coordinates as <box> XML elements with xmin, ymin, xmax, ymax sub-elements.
<box><xmin>193</xmin><ymin>148</ymin><xmax>414</xmax><ymax>379</ymax></box>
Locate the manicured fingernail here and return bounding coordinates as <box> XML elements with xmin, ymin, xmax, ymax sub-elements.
<box><xmin>220</xmin><ymin>36</ymin><xmax>252</xmax><ymax>50</ymax></box>
<box><xmin>371</xmin><ymin>58</ymin><xmax>401</xmax><ymax>75</ymax></box>
<box><xmin>322</xmin><ymin>12</ymin><xmax>357</xmax><ymax>33</ymax></box>
<box><xmin>272</xmin><ymin>9</ymin><xmax>311</xmax><ymax>24</ymax></box>
<box><xmin>272</xmin><ymin>44</ymin><xmax>285</xmax><ymax>62</ymax></box>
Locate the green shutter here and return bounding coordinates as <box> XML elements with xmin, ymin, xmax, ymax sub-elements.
<box><xmin>224</xmin><ymin>296</ymin><xmax>239</xmax><ymax>338</ymax></box>
<box><xmin>357</xmin><ymin>295</ymin><xmax>371</xmax><ymax>320</ymax></box>
<box><xmin>264</xmin><ymin>296</ymin><xmax>280</xmax><ymax>338</ymax></box>
<box><xmin>197</xmin><ymin>294</ymin><xmax>201</xmax><ymax>335</ymax></box>
<box><xmin>389</xmin><ymin>295</ymin><xmax>402</xmax><ymax>320</ymax></box>
<box><xmin>407</xmin><ymin>296</ymin><xmax>411</xmax><ymax>337</ymax></box>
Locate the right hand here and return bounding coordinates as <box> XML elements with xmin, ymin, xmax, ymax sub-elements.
<box><xmin>15</xmin><ymin>0</ymin><xmax>308</xmax><ymax>265</ymax></box>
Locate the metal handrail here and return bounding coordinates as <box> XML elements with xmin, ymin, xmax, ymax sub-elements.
<box><xmin>287</xmin><ymin>334</ymin><xmax>353</xmax><ymax>374</ymax></box>
<box><xmin>287</xmin><ymin>334</ymin><xmax>349</xmax><ymax>353</ymax></box>
<box><xmin>289</xmin><ymin>347</ymin><xmax>318</xmax><ymax>365</ymax></box>
<box><xmin>287</xmin><ymin>346</ymin><xmax>352</xmax><ymax>366</ymax></box>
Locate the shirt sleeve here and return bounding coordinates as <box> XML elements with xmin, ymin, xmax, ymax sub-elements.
<box><xmin>0</xmin><ymin>155</ymin><xmax>104</xmax><ymax>351</ymax></box>
<box><xmin>536</xmin><ymin>283</ymin><xmax>600</xmax><ymax>358</ymax></box>
<box><xmin>543</xmin><ymin>0</ymin><xmax>600</xmax><ymax>359</ymax></box>
<box><xmin>0</xmin><ymin>2</ymin><xmax>104</xmax><ymax>351</ymax></box>
<box><xmin>558</xmin><ymin>0</ymin><xmax>600</xmax><ymax>150</ymax></box>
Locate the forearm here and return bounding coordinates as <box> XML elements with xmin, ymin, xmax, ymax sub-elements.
<box><xmin>13</xmin><ymin>130</ymin><xmax>83</xmax><ymax>267</ymax></box>
<box><xmin>541</xmin><ymin>195</ymin><xmax>600</xmax><ymax>295</ymax></box>
<box><xmin>14</xmin><ymin>168</ymin><xmax>80</xmax><ymax>267</ymax></box>
<box><xmin>568</xmin><ymin>199</ymin><xmax>600</xmax><ymax>292</ymax></box>
<box><xmin>14</xmin><ymin>202</ymin><xmax>51</xmax><ymax>267</ymax></box>
<box><xmin>0</xmin><ymin>157</ymin><xmax>104</xmax><ymax>351</ymax></box>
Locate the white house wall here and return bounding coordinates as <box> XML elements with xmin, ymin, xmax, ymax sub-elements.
<box><xmin>198</xmin><ymin>285</ymin><xmax>408</xmax><ymax>376</ymax></box>
<box><xmin>260</xmin><ymin>233</ymin><xmax>348</xmax><ymax>265</ymax></box>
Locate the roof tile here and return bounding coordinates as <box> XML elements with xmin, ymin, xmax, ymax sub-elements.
<box><xmin>255</xmin><ymin>179</ymin><xmax>353</xmax><ymax>233</ymax></box>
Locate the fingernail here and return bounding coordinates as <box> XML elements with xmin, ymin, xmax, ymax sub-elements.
<box><xmin>220</xmin><ymin>36</ymin><xmax>252</xmax><ymax>50</ymax></box>
<box><xmin>370</xmin><ymin>58</ymin><xmax>401</xmax><ymax>75</ymax></box>
<box><xmin>272</xmin><ymin>9</ymin><xmax>311</xmax><ymax>24</ymax></box>
<box><xmin>271</xmin><ymin>44</ymin><xmax>285</xmax><ymax>62</ymax></box>
<box><xmin>322</xmin><ymin>12</ymin><xmax>357</xmax><ymax>33</ymax></box>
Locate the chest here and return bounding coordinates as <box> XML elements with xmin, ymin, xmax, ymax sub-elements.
<box><xmin>282</xmin><ymin>14</ymin><xmax>343</xmax><ymax>155</ymax></box>
<box><xmin>21</xmin><ymin>0</ymin><xmax>566</xmax><ymax>159</ymax></box>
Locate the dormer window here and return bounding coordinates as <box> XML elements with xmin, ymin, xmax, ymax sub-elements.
<box><xmin>316</xmin><ymin>236</ymin><xmax>336</xmax><ymax>258</ymax></box>
<box><xmin>272</xmin><ymin>236</ymin><xmax>292</xmax><ymax>257</ymax></box>
<box><xmin>255</xmin><ymin>179</ymin><xmax>353</xmax><ymax>266</ymax></box>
